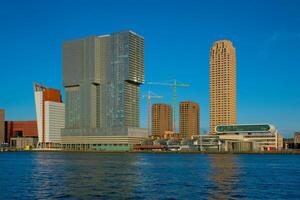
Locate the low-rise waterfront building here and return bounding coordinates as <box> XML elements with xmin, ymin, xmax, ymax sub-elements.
<box><xmin>215</xmin><ymin>124</ymin><xmax>283</xmax><ymax>151</ymax></box>
<box><xmin>294</xmin><ymin>132</ymin><xmax>300</xmax><ymax>143</ymax></box>
<box><xmin>284</xmin><ymin>138</ymin><xmax>295</xmax><ymax>149</ymax></box>
<box><xmin>293</xmin><ymin>132</ymin><xmax>300</xmax><ymax>149</ymax></box>
<box><xmin>60</xmin><ymin>127</ymin><xmax>147</xmax><ymax>151</ymax></box>
<box><xmin>162</xmin><ymin>131</ymin><xmax>185</xmax><ymax>140</ymax></box>
<box><xmin>5</xmin><ymin>120</ymin><xmax>38</xmax><ymax>143</ymax></box>
<box><xmin>4</xmin><ymin>120</ymin><xmax>38</xmax><ymax>148</ymax></box>
<box><xmin>10</xmin><ymin>137</ymin><xmax>38</xmax><ymax>150</ymax></box>
<box><xmin>192</xmin><ymin>135</ymin><xmax>222</xmax><ymax>151</ymax></box>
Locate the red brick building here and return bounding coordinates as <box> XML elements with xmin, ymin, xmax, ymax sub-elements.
<box><xmin>0</xmin><ymin>109</ymin><xmax>4</xmax><ymax>144</ymax></box>
<box><xmin>5</xmin><ymin>121</ymin><xmax>38</xmax><ymax>143</ymax></box>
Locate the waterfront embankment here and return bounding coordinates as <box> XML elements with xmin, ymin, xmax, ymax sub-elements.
<box><xmin>1</xmin><ymin>148</ymin><xmax>300</xmax><ymax>154</ymax></box>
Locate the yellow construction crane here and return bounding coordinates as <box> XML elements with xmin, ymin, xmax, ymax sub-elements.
<box><xmin>146</xmin><ymin>80</ymin><xmax>190</xmax><ymax>132</ymax></box>
<box><xmin>142</xmin><ymin>91</ymin><xmax>163</xmax><ymax>136</ymax></box>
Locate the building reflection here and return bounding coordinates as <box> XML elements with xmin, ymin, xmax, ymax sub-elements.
<box><xmin>208</xmin><ymin>154</ymin><xmax>242</xmax><ymax>199</ymax></box>
<box><xmin>31</xmin><ymin>153</ymin><xmax>140</xmax><ymax>199</ymax></box>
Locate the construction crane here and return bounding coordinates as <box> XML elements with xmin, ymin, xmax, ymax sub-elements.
<box><xmin>146</xmin><ymin>80</ymin><xmax>190</xmax><ymax>132</ymax></box>
<box><xmin>142</xmin><ymin>91</ymin><xmax>163</xmax><ymax>136</ymax></box>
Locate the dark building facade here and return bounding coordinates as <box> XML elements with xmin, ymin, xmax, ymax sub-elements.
<box><xmin>0</xmin><ymin>109</ymin><xmax>4</xmax><ymax>144</ymax></box>
<box><xmin>294</xmin><ymin>132</ymin><xmax>300</xmax><ymax>144</ymax></box>
<box><xmin>294</xmin><ymin>132</ymin><xmax>300</xmax><ymax>149</ymax></box>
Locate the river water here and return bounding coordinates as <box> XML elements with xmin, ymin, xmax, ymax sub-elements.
<box><xmin>0</xmin><ymin>152</ymin><xmax>299</xmax><ymax>199</ymax></box>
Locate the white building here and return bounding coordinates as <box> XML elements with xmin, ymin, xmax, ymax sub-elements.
<box><xmin>215</xmin><ymin>124</ymin><xmax>284</xmax><ymax>151</ymax></box>
<box><xmin>34</xmin><ymin>83</ymin><xmax>65</xmax><ymax>148</ymax></box>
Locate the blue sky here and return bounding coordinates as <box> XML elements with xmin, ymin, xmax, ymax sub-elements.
<box><xmin>0</xmin><ymin>0</ymin><xmax>299</xmax><ymax>137</ymax></box>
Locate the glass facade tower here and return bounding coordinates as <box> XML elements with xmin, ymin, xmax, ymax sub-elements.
<box><xmin>62</xmin><ymin>31</ymin><xmax>144</xmax><ymax>136</ymax></box>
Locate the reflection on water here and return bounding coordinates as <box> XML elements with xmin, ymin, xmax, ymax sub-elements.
<box><xmin>0</xmin><ymin>152</ymin><xmax>299</xmax><ymax>199</ymax></box>
<box><xmin>31</xmin><ymin>153</ymin><xmax>141</xmax><ymax>199</ymax></box>
<box><xmin>208</xmin><ymin>154</ymin><xmax>242</xmax><ymax>199</ymax></box>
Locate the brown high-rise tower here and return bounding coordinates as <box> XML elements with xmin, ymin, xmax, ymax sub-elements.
<box><xmin>210</xmin><ymin>40</ymin><xmax>236</xmax><ymax>133</ymax></box>
<box><xmin>152</xmin><ymin>103</ymin><xmax>172</xmax><ymax>138</ymax></box>
<box><xmin>179</xmin><ymin>101</ymin><xmax>200</xmax><ymax>138</ymax></box>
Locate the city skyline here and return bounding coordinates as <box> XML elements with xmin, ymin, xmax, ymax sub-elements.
<box><xmin>0</xmin><ymin>0</ymin><xmax>300</xmax><ymax>137</ymax></box>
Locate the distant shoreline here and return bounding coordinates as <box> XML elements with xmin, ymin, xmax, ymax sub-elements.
<box><xmin>1</xmin><ymin>149</ymin><xmax>300</xmax><ymax>155</ymax></box>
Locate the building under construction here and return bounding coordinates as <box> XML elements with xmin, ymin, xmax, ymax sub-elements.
<box><xmin>152</xmin><ymin>103</ymin><xmax>173</xmax><ymax>138</ymax></box>
<box><xmin>179</xmin><ymin>101</ymin><xmax>200</xmax><ymax>138</ymax></box>
<box><xmin>147</xmin><ymin>80</ymin><xmax>189</xmax><ymax>132</ymax></box>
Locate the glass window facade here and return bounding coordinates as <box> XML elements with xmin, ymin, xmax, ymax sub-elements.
<box><xmin>62</xmin><ymin>31</ymin><xmax>144</xmax><ymax>135</ymax></box>
<box><xmin>216</xmin><ymin>125</ymin><xmax>271</xmax><ymax>133</ymax></box>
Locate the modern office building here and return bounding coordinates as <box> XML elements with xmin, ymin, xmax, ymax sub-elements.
<box><xmin>0</xmin><ymin>109</ymin><xmax>4</xmax><ymax>144</ymax></box>
<box><xmin>61</xmin><ymin>30</ymin><xmax>147</xmax><ymax>151</ymax></box>
<box><xmin>210</xmin><ymin>40</ymin><xmax>237</xmax><ymax>133</ymax></box>
<box><xmin>179</xmin><ymin>101</ymin><xmax>200</xmax><ymax>138</ymax></box>
<box><xmin>152</xmin><ymin>103</ymin><xmax>173</xmax><ymax>138</ymax></box>
<box><xmin>34</xmin><ymin>83</ymin><xmax>65</xmax><ymax>148</ymax></box>
<box><xmin>215</xmin><ymin>124</ymin><xmax>283</xmax><ymax>151</ymax></box>
<box><xmin>5</xmin><ymin>121</ymin><xmax>38</xmax><ymax>144</ymax></box>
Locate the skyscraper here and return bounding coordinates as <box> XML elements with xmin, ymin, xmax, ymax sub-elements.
<box><xmin>210</xmin><ymin>40</ymin><xmax>236</xmax><ymax>134</ymax></box>
<box><xmin>34</xmin><ymin>83</ymin><xmax>65</xmax><ymax>148</ymax></box>
<box><xmin>61</xmin><ymin>30</ymin><xmax>147</xmax><ymax>150</ymax></box>
<box><xmin>152</xmin><ymin>103</ymin><xmax>173</xmax><ymax>138</ymax></box>
<box><xmin>179</xmin><ymin>101</ymin><xmax>200</xmax><ymax>138</ymax></box>
<box><xmin>63</xmin><ymin>31</ymin><xmax>143</xmax><ymax>130</ymax></box>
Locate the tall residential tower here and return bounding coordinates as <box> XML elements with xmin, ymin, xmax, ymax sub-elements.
<box><xmin>210</xmin><ymin>40</ymin><xmax>236</xmax><ymax>133</ymax></box>
<box><xmin>179</xmin><ymin>101</ymin><xmax>200</xmax><ymax>138</ymax></box>
<box><xmin>152</xmin><ymin>103</ymin><xmax>173</xmax><ymax>138</ymax></box>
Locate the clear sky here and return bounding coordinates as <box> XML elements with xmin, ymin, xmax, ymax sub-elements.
<box><xmin>0</xmin><ymin>0</ymin><xmax>299</xmax><ymax>137</ymax></box>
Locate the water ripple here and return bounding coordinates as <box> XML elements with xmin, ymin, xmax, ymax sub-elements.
<box><xmin>0</xmin><ymin>153</ymin><xmax>299</xmax><ymax>199</ymax></box>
